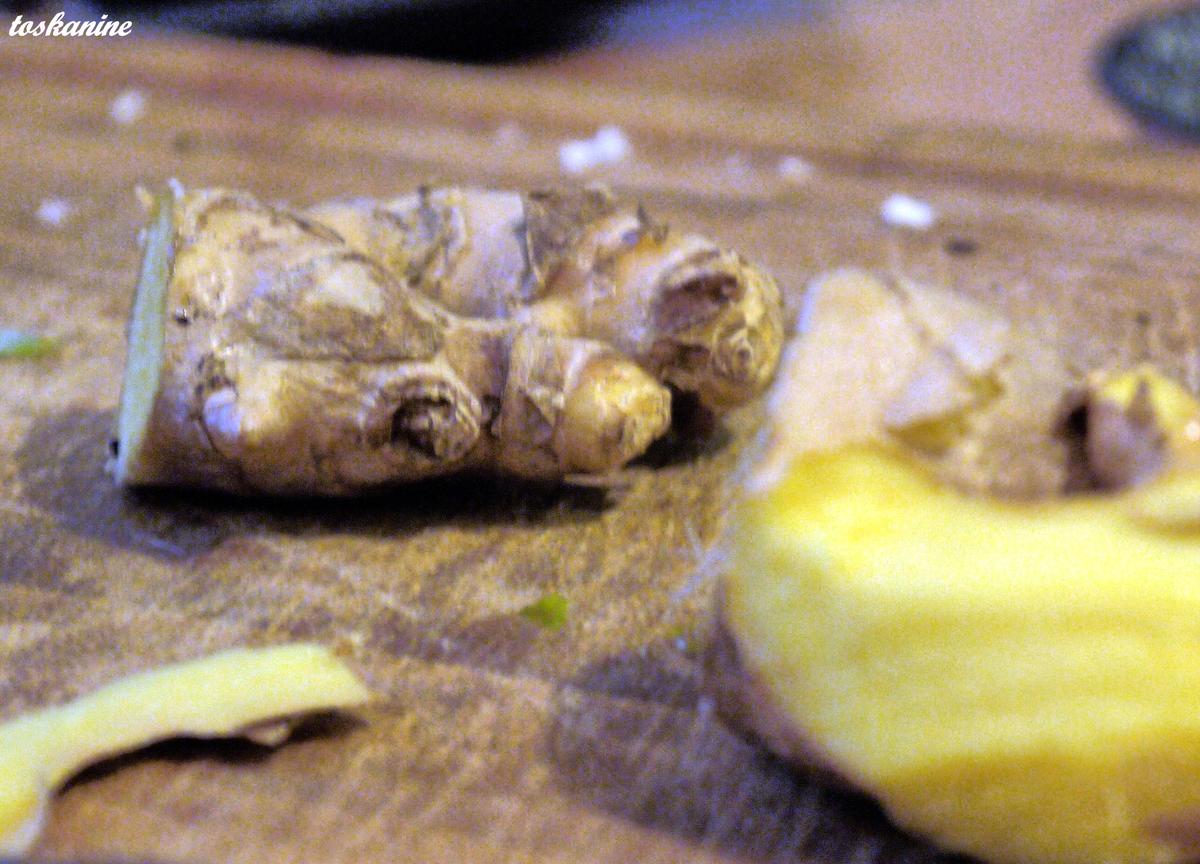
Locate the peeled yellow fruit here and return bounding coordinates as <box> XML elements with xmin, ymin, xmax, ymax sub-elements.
<box><xmin>715</xmin><ymin>269</ymin><xmax>1200</xmax><ymax>864</ymax></box>
<box><xmin>719</xmin><ymin>348</ymin><xmax>1200</xmax><ymax>863</ymax></box>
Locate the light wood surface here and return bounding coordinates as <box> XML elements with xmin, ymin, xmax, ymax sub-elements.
<box><xmin>3</xmin><ymin>16</ymin><xmax>1200</xmax><ymax>864</ymax></box>
<box><xmin>546</xmin><ymin>0</ymin><xmax>1162</xmax><ymax>142</ymax></box>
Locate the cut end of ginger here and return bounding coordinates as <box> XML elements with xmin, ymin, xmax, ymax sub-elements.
<box><xmin>0</xmin><ymin>643</ymin><xmax>371</xmax><ymax>856</ymax></box>
<box><xmin>113</xmin><ymin>187</ymin><xmax>174</xmax><ymax>487</ymax></box>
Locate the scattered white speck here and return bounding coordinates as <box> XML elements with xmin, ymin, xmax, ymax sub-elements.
<box><xmin>201</xmin><ymin>388</ymin><xmax>241</xmax><ymax>445</ymax></box>
<box><xmin>493</xmin><ymin>121</ymin><xmax>529</xmax><ymax>149</ymax></box>
<box><xmin>777</xmin><ymin>155</ymin><xmax>814</xmax><ymax>182</ymax></box>
<box><xmin>559</xmin><ymin>124</ymin><xmax>631</xmax><ymax>174</ymax></box>
<box><xmin>558</xmin><ymin>141</ymin><xmax>592</xmax><ymax>174</ymax></box>
<box><xmin>592</xmin><ymin>126</ymin><xmax>630</xmax><ymax>161</ymax></box>
<box><xmin>35</xmin><ymin>198</ymin><xmax>72</xmax><ymax>228</ymax></box>
<box><xmin>674</xmin><ymin>637</ymin><xmax>688</xmax><ymax>652</ymax></box>
<box><xmin>724</xmin><ymin>152</ymin><xmax>751</xmax><ymax>177</ymax></box>
<box><xmin>880</xmin><ymin>193</ymin><xmax>936</xmax><ymax>230</ymax></box>
<box><xmin>167</xmin><ymin>177</ymin><xmax>186</xmax><ymax>200</ymax></box>
<box><xmin>109</xmin><ymin>88</ymin><xmax>146</xmax><ymax>126</ymax></box>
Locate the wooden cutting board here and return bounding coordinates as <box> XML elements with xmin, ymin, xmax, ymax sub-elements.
<box><xmin>4</xmin><ymin>31</ymin><xmax>1200</xmax><ymax>864</ymax></box>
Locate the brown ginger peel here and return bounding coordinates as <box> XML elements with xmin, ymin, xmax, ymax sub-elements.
<box><xmin>114</xmin><ymin>185</ymin><xmax>783</xmax><ymax>494</ymax></box>
<box><xmin>714</xmin><ymin>268</ymin><xmax>1200</xmax><ymax>864</ymax></box>
<box><xmin>753</xmin><ymin>268</ymin><xmax>1077</xmax><ymax>498</ymax></box>
<box><xmin>1080</xmin><ymin>365</ymin><xmax>1200</xmax><ymax>526</ymax></box>
<box><xmin>0</xmin><ymin>644</ymin><xmax>371</xmax><ymax>856</ymax></box>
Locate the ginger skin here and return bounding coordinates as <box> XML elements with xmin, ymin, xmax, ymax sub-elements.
<box><xmin>114</xmin><ymin>186</ymin><xmax>783</xmax><ymax>494</ymax></box>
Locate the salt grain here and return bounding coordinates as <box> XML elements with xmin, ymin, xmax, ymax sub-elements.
<box><xmin>777</xmin><ymin>155</ymin><xmax>814</xmax><ymax>182</ymax></box>
<box><xmin>592</xmin><ymin>125</ymin><xmax>630</xmax><ymax>161</ymax></box>
<box><xmin>109</xmin><ymin>88</ymin><xmax>146</xmax><ymax>126</ymax></box>
<box><xmin>559</xmin><ymin>124</ymin><xmax>631</xmax><ymax>174</ymax></box>
<box><xmin>493</xmin><ymin>121</ymin><xmax>529</xmax><ymax>149</ymax></box>
<box><xmin>880</xmin><ymin>193</ymin><xmax>936</xmax><ymax>230</ymax></box>
<box><xmin>724</xmin><ymin>152</ymin><xmax>751</xmax><ymax>177</ymax></box>
<box><xmin>35</xmin><ymin>198</ymin><xmax>72</xmax><ymax>228</ymax></box>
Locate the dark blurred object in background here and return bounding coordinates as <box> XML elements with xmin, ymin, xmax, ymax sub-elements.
<box><xmin>2</xmin><ymin>0</ymin><xmax>811</xmax><ymax>63</ymax></box>
<box><xmin>1101</xmin><ymin>4</ymin><xmax>1200</xmax><ymax>141</ymax></box>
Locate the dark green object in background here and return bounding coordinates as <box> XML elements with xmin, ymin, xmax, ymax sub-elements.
<box><xmin>1101</xmin><ymin>5</ymin><xmax>1200</xmax><ymax>140</ymax></box>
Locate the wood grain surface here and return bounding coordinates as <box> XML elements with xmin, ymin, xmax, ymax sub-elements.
<box><xmin>546</xmin><ymin>0</ymin><xmax>1157</xmax><ymax>143</ymax></box>
<box><xmin>4</xmin><ymin>28</ymin><xmax>1200</xmax><ymax>864</ymax></box>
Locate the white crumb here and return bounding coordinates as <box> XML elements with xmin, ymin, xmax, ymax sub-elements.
<box><xmin>35</xmin><ymin>198</ymin><xmax>72</xmax><ymax>228</ymax></box>
<box><xmin>880</xmin><ymin>193</ymin><xmax>936</xmax><ymax>230</ymax></box>
<box><xmin>592</xmin><ymin>125</ymin><xmax>630</xmax><ymax>161</ymax></box>
<box><xmin>559</xmin><ymin>124</ymin><xmax>631</xmax><ymax>174</ymax></box>
<box><xmin>167</xmin><ymin>177</ymin><xmax>186</xmax><ymax>200</ymax></box>
<box><xmin>558</xmin><ymin>141</ymin><xmax>594</xmax><ymax>174</ymax></box>
<box><xmin>724</xmin><ymin>152</ymin><xmax>751</xmax><ymax>177</ymax></box>
<box><xmin>777</xmin><ymin>155</ymin><xmax>814</xmax><ymax>182</ymax></box>
<box><xmin>109</xmin><ymin>88</ymin><xmax>146</xmax><ymax>126</ymax></box>
<box><xmin>674</xmin><ymin>637</ymin><xmax>688</xmax><ymax>652</ymax></box>
<box><xmin>493</xmin><ymin>121</ymin><xmax>529</xmax><ymax>149</ymax></box>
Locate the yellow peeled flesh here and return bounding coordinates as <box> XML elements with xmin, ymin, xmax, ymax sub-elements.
<box><xmin>1131</xmin><ymin>472</ymin><xmax>1200</xmax><ymax>527</ymax></box>
<box><xmin>0</xmin><ymin>644</ymin><xmax>371</xmax><ymax>856</ymax></box>
<box><xmin>726</xmin><ymin>446</ymin><xmax>1200</xmax><ymax>864</ymax></box>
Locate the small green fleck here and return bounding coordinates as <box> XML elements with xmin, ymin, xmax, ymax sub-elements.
<box><xmin>664</xmin><ymin>624</ymin><xmax>700</xmax><ymax>654</ymax></box>
<box><xmin>0</xmin><ymin>329</ymin><xmax>58</xmax><ymax>360</ymax></box>
<box><xmin>519</xmin><ymin>592</ymin><xmax>568</xmax><ymax>631</ymax></box>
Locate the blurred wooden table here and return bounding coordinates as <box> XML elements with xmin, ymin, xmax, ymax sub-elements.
<box><xmin>545</xmin><ymin>0</ymin><xmax>1161</xmax><ymax>143</ymax></box>
<box><xmin>4</xmin><ymin>4</ymin><xmax>1200</xmax><ymax>863</ymax></box>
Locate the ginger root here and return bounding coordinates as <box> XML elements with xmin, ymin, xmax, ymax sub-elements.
<box><xmin>113</xmin><ymin>185</ymin><xmax>783</xmax><ymax>494</ymax></box>
<box><xmin>0</xmin><ymin>644</ymin><xmax>371</xmax><ymax>856</ymax></box>
<box><xmin>712</xmin><ymin>268</ymin><xmax>1200</xmax><ymax>864</ymax></box>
